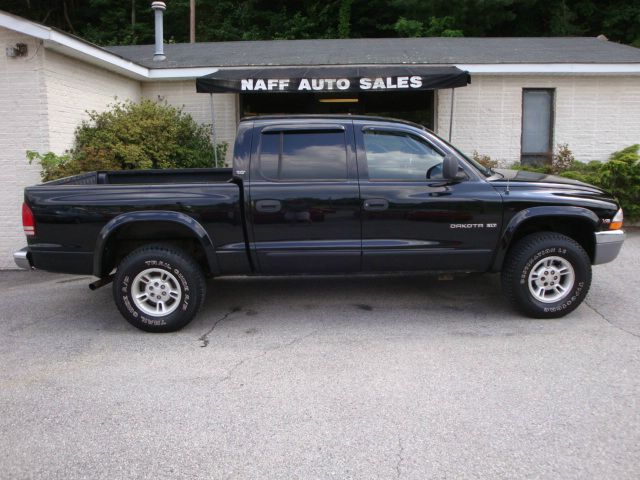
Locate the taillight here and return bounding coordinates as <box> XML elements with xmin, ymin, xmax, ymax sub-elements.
<box><xmin>22</xmin><ymin>202</ymin><xmax>35</xmax><ymax>236</ymax></box>
<box><xmin>609</xmin><ymin>208</ymin><xmax>624</xmax><ymax>230</ymax></box>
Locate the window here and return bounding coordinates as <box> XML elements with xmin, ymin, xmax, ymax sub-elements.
<box><xmin>258</xmin><ymin>130</ymin><xmax>348</xmax><ymax>181</ymax></box>
<box><xmin>363</xmin><ymin>130</ymin><xmax>444</xmax><ymax>181</ymax></box>
<box><xmin>521</xmin><ymin>89</ymin><xmax>555</xmax><ymax>166</ymax></box>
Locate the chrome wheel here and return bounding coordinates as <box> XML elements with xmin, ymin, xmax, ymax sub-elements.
<box><xmin>131</xmin><ymin>268</ymin><xmax>182</xmax><ymax>317</ymax></box>
<box><xmin>528</xmin><ymin>256</ymin><xmax>575</xmax><ymax>303</ymax></box>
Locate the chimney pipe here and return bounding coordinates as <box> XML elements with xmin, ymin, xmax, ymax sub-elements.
<box><xmin>190</xmin><ymin>0</ymin><xmax>196</xmax><ymax>43</ymax></box>
<box><xmin>151</xmin><ymin>1</ymin><xmax>166</xmax><ymax>61</ymax></box>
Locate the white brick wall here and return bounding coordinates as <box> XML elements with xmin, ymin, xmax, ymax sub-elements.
<box><xmin>437</xmin><ymin>75</ymin><xmax>640</xmax><ymax>166</ymax></box>
<box><xmin>0</xmin><ymin>27</ymin><xmax>141</xmax><ymax>269</ymax></box>
<box><xmin>142</xmin><ymin>81</ymin><xmax>238</xmax><ymax>164</ymax></box>
<box><xmin>0</xmin><ymin>28</ymin><xmax>47</xmax><ymax>269</ymax></box>
<box><xmin>44</xmin><ymin>50</ymin><xmax>141</xmax><ymax>154</ymax></box>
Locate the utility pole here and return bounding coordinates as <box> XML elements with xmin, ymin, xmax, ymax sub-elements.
<box><xmin>190</xmin><ymin>0</ymin><xmax>196</xmax><ymax>43</ymax></box>
<box><xmin>131</xmin><ymin>0</ymin><xmax>136</xmax><ymax>35</ymax></box>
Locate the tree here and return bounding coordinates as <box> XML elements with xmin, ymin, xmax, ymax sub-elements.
<box><xmin>1</xmin><ymin>0</ymin><xmax>639</xmax><ymax>46</ymax></box>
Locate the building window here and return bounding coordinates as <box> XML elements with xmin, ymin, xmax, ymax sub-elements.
<box><xmin>521</xmin><ymin>88</ymin><xmax>555</xmax><ymax>166</ymax></box>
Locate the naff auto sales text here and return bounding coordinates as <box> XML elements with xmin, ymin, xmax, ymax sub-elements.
<box><xmin>240</xmin><ymin>76</ymin><xmax>424</xmax><ymax>91</ymax></box>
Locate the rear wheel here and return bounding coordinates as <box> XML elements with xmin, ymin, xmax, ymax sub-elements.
<box><xmin>113</xmin><ymin>245</ymin><xmax>206</xmax><ymax>332</ymax></box>
<box><xmin>502</xmin><ymin>232</ymin><xmax>591</xmax><ymax>318</ymax></box>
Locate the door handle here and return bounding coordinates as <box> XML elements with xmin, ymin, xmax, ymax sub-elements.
<box><xmin>363</xmin><ymin>198</ymin><xmax>389</xmax><ymax>211</ymax></box>
<box><xmin>255</xmin><ymin>199</ymin><xmax>282</xmax><ymax>213</ymax></box>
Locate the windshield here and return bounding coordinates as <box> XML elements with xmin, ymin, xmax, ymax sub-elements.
<box><xmin>438</xmin><ymin>136</ymin><xmax>493</xmax><ymax>177</ymax></box>
<box><xmin>418</xmin><ymin>126</ymin><xmax>494</xmax><ymax>177</ymax></box>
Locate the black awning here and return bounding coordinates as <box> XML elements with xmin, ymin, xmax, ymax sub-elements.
<box><xmin>196</xmin><ymin>65</ymin><xmax>470</xmax><ymax>94</ymax></box>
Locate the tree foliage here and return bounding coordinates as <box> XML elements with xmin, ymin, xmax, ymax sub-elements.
<box><xmin>27</xmin><ymin>100</ymin><xmax>223</xmax><ymax>181</ymax></box>
<box><xmin>2</xmin><ymin>1</ymin><xmax>639</xmax><ymax>46</ymax></box>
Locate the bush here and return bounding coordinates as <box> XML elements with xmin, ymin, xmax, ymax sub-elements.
<box><xmin>472</xmin><ymin>150</ymin><xmax>498</xmax><ymax>170</ymax></box>
<box><xmin>599</xmin><ymin>145</ymin><xmax>640</xmax><ymax>221</ymax></box>
<box><xmin>27</xmin><ymin>99</ymin><xmax>226</xmax><ymax>181</ymax></box>
<box><xmin>551</xmin><ymin>143</ymin><xmax>575</xmax><ymax>174</ymax></box>
<box><xmin>26</xmin><ymin>150</ymin><xmax>75</xmax><ymax>182</ymax></box>
<box><xmin>512</xmin><ymin>144</ymin><xmax>640</xmax><ymax>221</ymax></box>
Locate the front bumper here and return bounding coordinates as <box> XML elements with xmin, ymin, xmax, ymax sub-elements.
<box><xmin>13</xmin><ymin>247</ymin><xmax>33</xmax><ymax>270</ymax></box>
<box><xmin>593</xmin><ymin>230</ymin><xmax>625</xmax><ymax>265</ymax></box>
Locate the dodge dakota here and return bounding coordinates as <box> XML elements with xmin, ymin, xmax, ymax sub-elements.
<box><xmin>14</xmin><ymin>115</ymin><xmax>625</xmax><ymax>332</ymax></box>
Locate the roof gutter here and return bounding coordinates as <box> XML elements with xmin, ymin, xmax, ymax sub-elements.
<box><xmin>459</xmin><ymin>63</ymin><xmax>640</xmax><ymax>74</ymax></box>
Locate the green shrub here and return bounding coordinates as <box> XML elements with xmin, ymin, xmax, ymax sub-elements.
<box><xmin>599</xmin><ymin>145</ymin><xmax>640</xmax><ymax>221</ymax></box>
<box><xmin>513</xmin><ymin>144</ymin><xmax>640</xmax><ymax>221</ymax></box>
<box><xmin>551</xmin><ymin>143</ymin><xmax>575</xmax><ymax>174</ymax></box>
<box><xmin>28</xmin><ymin>99</ymin><xmax>226</xmax><ymax>181</ymax></box>
<box><xmin>26</xmin><ymin>150</ymin><xmax>74</xmax><ymax>182</ymax></box>
<box><xmin>472</xmin><ymin>150</ymin><xmax>498</xmax><ymax>170</ymax></box>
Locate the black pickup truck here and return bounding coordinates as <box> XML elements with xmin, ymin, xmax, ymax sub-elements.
<box><xmin>15</xmin><ymin>115</ymin><xmax>625</xmax><ymax>332</ymax></box>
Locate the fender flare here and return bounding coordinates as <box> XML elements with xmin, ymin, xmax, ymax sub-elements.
<box><xmin>93</xmin><ymin>211</ymin><xmax>219</xmax><ymax>277</ymax></box>
<box><xmin>491</xmin><ymin>206</ymin><xmax>599</xmax><ymax>271</ymax></box>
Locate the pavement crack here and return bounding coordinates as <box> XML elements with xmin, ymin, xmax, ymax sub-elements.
<box><xmin>267</xmin><ymin>329</ymin><xmax>318</xmax><ymax>353</ymax></box>
<box><xmin>215</xmin><ymin>329</ymin><xmax>318</xmax><ymax>385</ymax></box>
<box><xmin>585</xmin><ymin>300</ymin><xmax>640</xmax><ymax>339</ymax></box>
<box><xmin>395</xmin><ymin>435</ymin><xmax>405</xmax><ymax>479</ymax></box>
<box><xmin>198</xmin><ymin>307</ymin><xmax>240</xmax><ymax>347</ymax></box>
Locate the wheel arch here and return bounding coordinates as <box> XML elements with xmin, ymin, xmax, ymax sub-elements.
<box><xmin>492</xmin><ymin>206</ymin><xmax>599</xmax><ymax>271</ymax></box>
<box><xmin>94</xmin><ymin>211</ymin><xmax>219</xmax><ymax>277</ymax></box>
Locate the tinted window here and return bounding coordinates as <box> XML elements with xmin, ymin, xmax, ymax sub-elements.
<box><xmin>259</xmin><ymin>132</ymin><xmax>280</xmax><ymax>178</ymax></box>
<box><xmin>259</xmin><ymin>130</ymin><xmax>347</xmax><ymax>181</ymax></box>
<box><xmin>363</xmin><ymin>130</ymin><xmax>444</xmax><ymax>181</ymax></box>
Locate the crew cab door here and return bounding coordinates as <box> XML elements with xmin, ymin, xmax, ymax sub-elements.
<box><xmin>247</xmin><ymin>121</ymin><xmax>361</xmax><ymax>273</ymax></box>
<box><xmin>355</xmin><ymin>122</ymin><xmax>502</xmax><ymax>272</ymax></box>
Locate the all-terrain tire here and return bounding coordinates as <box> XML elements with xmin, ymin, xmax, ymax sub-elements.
<box><xmin>502</xmin><ymin>232</ymin><xmax>591</xmax><ymax>318</ymax></box>
<box><xmin>113</xmin><ymin>245</ymin><xmax>206</xmax><ymax>332</ymax></box>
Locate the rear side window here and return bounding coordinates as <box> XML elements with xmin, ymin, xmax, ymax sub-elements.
<box><xmin>258</xmin><ymin>130</ymin><xmax>348</xmax><ymax>181</ymax></box>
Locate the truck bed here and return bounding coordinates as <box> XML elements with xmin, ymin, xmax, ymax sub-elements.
<box><xmin>45</xmin><ymin>168</ymin><xmax>234</xmax><ymax>186</ymax></box>
<box><xmin>25</xmin><ymin>167</ymin><xmax>246</xmax><ymax>276</ymax></box>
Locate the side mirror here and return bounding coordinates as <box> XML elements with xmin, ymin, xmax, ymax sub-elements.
<box><xmin>442</xmin><ymin>154</ymin><xmax>466</xmax><ymax>181</ymax></box>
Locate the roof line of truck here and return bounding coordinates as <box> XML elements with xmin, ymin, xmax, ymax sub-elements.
<box><xmin>239</xmin><ymin>114</ymin><xmax>427</xmax><ymax>130</ymax></box>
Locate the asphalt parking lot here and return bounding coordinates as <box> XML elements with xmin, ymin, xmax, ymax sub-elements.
<box><xmin>1</xmin><ymin>231</ymin><xmax>639</xmax><ymax>480</ymax></box>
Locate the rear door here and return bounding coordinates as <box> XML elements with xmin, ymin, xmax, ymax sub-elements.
<box><xmin>247</xmin><ymin>120</ymin><xmax>361</xmax><ymax>274</ymax></box>
<box><xmin>355</xmin><ymin>121</ymin><xmax>503</xmax><ymax>272</ymax></box>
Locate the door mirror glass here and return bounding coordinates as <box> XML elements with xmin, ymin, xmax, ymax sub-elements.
<box><xmin>442</xmin><ymin>154</ymin><xmax>465</xmax><ymax>180</ymax></box>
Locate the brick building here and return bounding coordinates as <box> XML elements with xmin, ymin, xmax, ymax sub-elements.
<box><xmin>1</xmin><ymin>9</ymin><xmax>639</xmax><ymax>269</ymax></box>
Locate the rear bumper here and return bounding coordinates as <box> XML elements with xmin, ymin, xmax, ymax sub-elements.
<box><xmin>13</xmin><ymin>247</ymin><xmax>33</xmax><ymax>270</ymax></box>
<box><xmin>593</xmin><ymin>230</ymin><xmax>625</xmax><ymax>265</ymax></box>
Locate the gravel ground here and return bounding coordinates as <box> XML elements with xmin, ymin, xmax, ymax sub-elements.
<box><xmin>1</xmin><ymin>230</ymin><xmax>639</xmax><ymax>479</ymax></box>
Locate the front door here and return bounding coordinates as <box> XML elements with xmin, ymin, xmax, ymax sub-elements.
<box><xmin>247</xmin><ymin>121</ymin><xmax>361</xmax><ymax>274</ymax></box>
<box><xmin>354</xmin><ymin>122</ymin><xmax>503</xmax><ymax>272</ymax></box>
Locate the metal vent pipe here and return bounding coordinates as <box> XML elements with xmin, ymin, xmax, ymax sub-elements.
<box><xmin>151</xmin><ymin>1</ymin><xmax>166</xmax><ymax>61</ymax></box>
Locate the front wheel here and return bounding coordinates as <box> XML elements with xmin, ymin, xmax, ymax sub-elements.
<box><xmin>113</xmin><ymin>245</ymin><xmax>206</xmax><ymax>332</ymax></box>
<box><xmin>502</xmin><ymin>232</ymin><xmax>592</xmax><ymax>318</ymax></box>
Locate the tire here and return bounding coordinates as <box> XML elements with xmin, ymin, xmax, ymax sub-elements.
<box><xmin>113</xmin><ymin>245</ymin><xmax>206</xmax><ymax>332</ymax></box>
<box><xmin>502</xmin><ymin>232</ymin><xmax>591</xmax><ymax>318</ymax></box>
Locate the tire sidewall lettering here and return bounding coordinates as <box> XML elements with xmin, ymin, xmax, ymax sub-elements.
<box><xmin>520</xmin><ymin>247</ymin><xmax>557</xmax><ymax>285</ymax></box>
<box><xmin>542</xmin><ymin>280</ymin><xmax>585</xmax><ymax>313</ymax></box>
<box><xmin>521</xmin><ymin>246</ymin><xmax>585</xmax><ymax>313</ymax></box>
<box><xmin>505</xmin><ymin>233</ymin><xmax>591</xmax><ymax>318</ymax></box>
<box><xmin>120</xmin><ymin>258</ymin><xmax>192</xmax><ymax>324</ymax></box>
